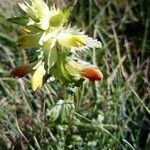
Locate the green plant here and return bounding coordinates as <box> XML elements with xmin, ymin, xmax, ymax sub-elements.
<box><xmin>9</xmin><ymin>0</ymin><xmax>103</xmax><ymax>91</ymax></box>
<box><xmin>0</xmin><ymin>0</ymin><xmax>149</xmax><ymax>149</ymax></box>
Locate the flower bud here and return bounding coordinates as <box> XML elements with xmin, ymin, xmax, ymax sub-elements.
<box><xmin>11</xmin><ymin>64</ymin><xmax>32</xmax><ymax>78</ymax></box>
<box><xmin>82</xmin><ymin>67</ymin><xmax>103</xmax><ymax>81</ymax></box>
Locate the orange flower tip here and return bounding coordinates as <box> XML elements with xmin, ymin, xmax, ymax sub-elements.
<box><xmin>82</xmin><ymin>67</ymin><xmax>103</xmax><ymax>81</ymax></box>
<box><xmin>10</xmin><ymin>65</ymin><xmax>31</xmax><ymax>78</ymax></box>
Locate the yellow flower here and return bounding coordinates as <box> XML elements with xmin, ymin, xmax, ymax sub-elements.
<box><xmin>19</xmin><ymin>0</ymin><xmax>50</xmax><ymax>30</ymax></box>
<box><xmin>31</xmin><ymin>64</ymin><xmax>46</xmax><ymax>91</ymax></box>
<box><xmin>58</xmin><ymin>33</ymin><xmax>86</xmax><ymax>48</ymax></box>
<box><xmin>66</xmin><ymin>59</ymin><xmax>103</xmax><ymax>81</ymax></box>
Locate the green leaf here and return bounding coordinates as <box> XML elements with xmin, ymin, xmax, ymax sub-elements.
<box><xmin>43</xmin><ymin>47</ymin><xmax>58</xmax><ymax>73</ymax></box>
<box><xmin>17</xmin><ymin>34</ymin><xmax>41</xmax><ymax>49</ymax></box>
<box><xmin>60</xmin><ymin>101</ymin><xmax>75</xmax><ymax>123</ymax></box>
<box><xmin>7</xmin><ymin>16</ymin><xmax>29</xmax><ymax>26</ymax></box>
<box><xmin>26</xmin><ymin>48</ymin><xmax>41</xmax><ymax>63</ymax></box>
<box><xmin>25</xmin><ymin>25</ymin><xmax>43</xmax><ymax>33</ymax></box>
<box><xmin>47</xmin><ymin>100</ymin><xmax>64</xmax><ymax>122</ymax></box>
<box><xmin>58</xmin><ymin>52</ymin><xmax>73</xmax><ymax>83</ymax></box>
<box><xmin>49</xmin><ymin>13</ymin><xmax>65</xmax><ymax>27</ymax></box>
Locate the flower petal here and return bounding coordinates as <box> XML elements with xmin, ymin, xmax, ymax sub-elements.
<box><xmin>31</xmin><ymin>64</ymin><xmax>46</xmax><ymax>91</ymax></box>
<box><xmin>19</xmin><ymin>0</ymin><xmax>50</xmax><ymax>30</ymax></box>
<box><xmin>49</xmin><ymin>11</ymin><xmax>64</xmax><ymax>27</ymax></box>
<box><xmin>58</xmin><ymin>33</ymin><xmax>86</xmax><ymax>48</ymax></box>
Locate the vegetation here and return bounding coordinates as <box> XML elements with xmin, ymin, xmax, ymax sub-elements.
<box><xmin>0</xmin><ymin>0</ymin><xmax>149</xmax><ymax>149</ymax></box>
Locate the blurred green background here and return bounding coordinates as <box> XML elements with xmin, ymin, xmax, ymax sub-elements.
<box><xmin>0</xmin><ymin>0</ymin><xmax>149</xmax><ymax>149</ymax></box>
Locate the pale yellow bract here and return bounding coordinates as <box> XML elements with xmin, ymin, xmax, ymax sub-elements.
<box><xmin>31</xmin><ymin>64</ymin><xmax>46</xmax><ymax>91</ymax></box>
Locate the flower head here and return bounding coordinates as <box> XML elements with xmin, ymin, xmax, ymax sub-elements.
<box><xmin>9</xmin><ymin>0</ymin><xmax>103</xmax><ymax>90</ymax></box>
<box><xmin>19</xmin><ymin>0</ymin><xmax>50</xmax><ymax>30</ymax></box>
<box><xmin>66</xmin><ymin>59</ymin><xmax>103</xmax><ymax>81</ymax></box>
<box><xmin>58</xmin><ymin>33</ymin><xmax>86</xmax><ymax>48</ymax></box>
